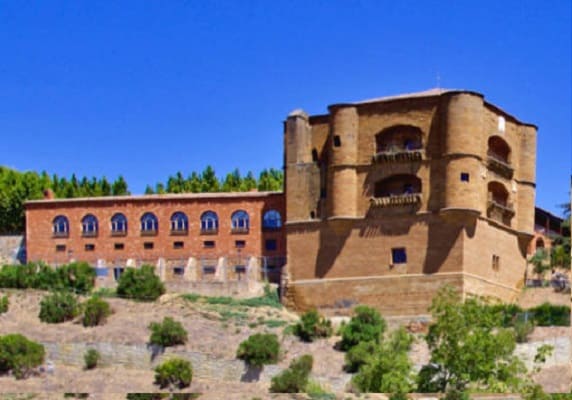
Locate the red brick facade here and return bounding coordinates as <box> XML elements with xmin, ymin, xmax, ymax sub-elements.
<box><xmin>25</xmin><ymin>192</ymin><xmax>285</xmax><ymax>271</ymax></box>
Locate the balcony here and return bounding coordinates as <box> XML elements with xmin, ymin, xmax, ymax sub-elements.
<box><xmin>487</xmin><ymin>199</ymin><xmax>515</xmax><ymax>225</ymax></box>
<box><xmin>140</xmin><ymin>229</ymin><xmax>158</xmax><ymax>237</ymax></box>
<box><xmin>81</xmin><ymin>231</ymin><xmax>98</xmax><ymax>238</ymax></box>
<box><xmin>370</xmin><ymin>193</ymin><xmax>422</xmax><ymax>208</ymax></box>
<box><xmin>372</xmin><ymin>147</ymin><xmax>424</xmax><ymax>163</ymax></box>
<box><xmin>111</xmin><ymin>230</ymin><xmax>127</xmax><ymax>237</ymax></box>
<box><xmin>52</xmin><ymin>231</ymin><xmax>69</xmax><ymax>239</ymax></box>
<box><xmin>231</xmin><ymin>227</ymin><xmax>250</xmax><ymax>234</ymax></box>
<box><xmin>200</xmin><ymin>228</ymin><xmax>218</xmax><ymax>235</ymax></box>
<box><xmin>170</xmin><ymin>228</ymin><xmax>188</xmax><ymax>236</ymax></box>
<box><xmin>487</xmin><ymin>155</ymin><xmax>514</xmax><ymax>179</ymax></box>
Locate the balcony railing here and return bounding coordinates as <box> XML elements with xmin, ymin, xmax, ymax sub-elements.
<box><xmin>81</xmin><ymin>231</ymin><xmax>98</xmax><ymax>238</ymax></box>
<box><xmin>487</xmin><ymin>155</ymin><xmax>514</xmax><ymax>179</ymax></box>
<box><xmin>373</xmin><ymin>148</ymin><xmax>424</xmax><ymax>163</ymax></box>
<box><xmin>52</xmin><ymin>231</ymin><xmax>69</xmax><ymax>238</ymax></box>
<box><xmin>200</xmin><ymin>227</ymin><xmax>218</xmax><ymax>235</ymax></box>
<box><xmin>170</xmin><ymin>228</ymin><xmax>188</xmax><ymax>236</ymax></box>
<box><xmin>370</xmin><ymin>193</ymin><xmax>422</xmax><ymax>208</ymax></box>
<box><xmin>231</xmin><ymin>227</ymin><xmax>250</xmax><ymax>234</ymax></box>
<box><xmin>487</xmin><ymin>199</ymin><xmax>515</xmax><ymax>225</ymax></box>
<box><xmin>140</xmin><ymin>229</ymin><xmax>158</xmax><ymax>237</ymax></box>
<box><xmin>111</xmin><ymin>230</ymin><xmax>127</xmax><ymax>237</ymax></box>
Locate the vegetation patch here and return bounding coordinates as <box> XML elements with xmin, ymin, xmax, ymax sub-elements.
<box><xmin>148</xmin><ymin>317</ymin><xmax>188</xmax><ymax>347</ymax></box>
<box><xmin>83</xmin><ymin>348</ymin><xmax>100</xmax><ymax>370</ymax></box>
<box><xmin>116</xmin><ymin>265</ymin><xmax>165</xmax><ymax>301</ymax></box>
<box><xmin>154</xmin><ymin>358</ymin><xmax>193</xmax><ymax>390</ymax></box>
<box><xmin>39</xmin><ymin>291</ymin><xmax>79</xmax><ymax>323</ymax></box>
<box><xmin>0</xmin><ymin>333</ymin><xmax>45</xmax><ymax>379</ymax></box>
<box><xmin>236</xmin><ymin>333</ymin><xmax>280</xmax><ymax>367</ymax></box>
<box><xmin>339</xmin><ymin>305</ymin><xmax>386</xmax><ymax>351</ymax></box>
<box><xmin>293</xmin><ymin>309</ymin><xmax>332</xmax><ymax>342</ymax></box>
<box><xmin>270</xmin><ymin>354</ymin><xmax>313</xmax><ymax>393</ymax></box>
<box><xmin>0</xmin><ymin>294</ymin><xmax>8</xmax><ymax>314</ymax></box>
<box><xmin>81</xmin><ymin>296</ymin><xmax>112</xmax><ymax>327</ymax></box>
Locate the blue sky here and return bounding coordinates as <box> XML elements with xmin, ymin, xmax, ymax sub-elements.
<box><xmin>1</xmin><ymin>0</ymin><xmax>570</xmax><ymax>215</ymax></box>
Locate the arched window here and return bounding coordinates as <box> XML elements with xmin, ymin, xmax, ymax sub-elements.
<box><xmin>170</xmin><ymin>211</ymin><xmax>189</xmax><ymax>234</ymax></box>
<box><xmin>375</xmin><ymin>125</ymin><xmax>423</xmax><ymax>154</ymax></box>
<box><xmin>487</xmin><ymin>136</ymin><xmax>511</xmax><ymax>164</ymax></box>
<box><xmin>111</xmin><ymin>213</ymin><xmax>128</xmax><ymax>236</ymax></box>
<box><xmin>487</xmin><ymin>181</ymin><xmax>509</xmax><ymax>207</ymax></box>
<box><xmin>81</xmin><ymin>214</ymin><xmax>98</xmax><ymax>237</ymax></box>
<box><xmin>487</xmin><ymin>181</ymin><xmax>513</xmax><ymax>226</ymax></box>
<box><xmin>374</xmin><ymin>174</ymin><xmax>422</xmax><ymax>198</ymax></box>
<box><xmin>200</xmin><ymin>211</ymin><xmax>218</xmax><ymax>234</ymax></box>
<box><xmin>140</xmin><ymin>212</ymin><xmax>158</xmax><ymax>235</ymax></box>
<box><xmin>263</xmin><ymin>210</ymin><xmax>282</xmax><ymax>229</ymax></box>
<box><xmin>231</xmin><ymin>210</ymin><xmax>250</xmax><ymax>233</ymax></box>
<box><xmin>536</xmin><ymin>238</ymin><xmax>545</xmax><ymax>250</ymax></box>
<box><xmin>53</xmin><ymin>215</ymin><xmax>69</xmax><ymax>237</ymax></box>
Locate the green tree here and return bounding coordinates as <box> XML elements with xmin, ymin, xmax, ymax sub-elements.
<box><xmin>116</xmin><ymin>265</ymin><xmax>166</xmax><ymax>301</ymax></box>
<box><xmin>417</xmin><ymin>285</ymin><xmax>525</xmax><ymax>393</ymax></box>
<box><xmin>201</xmin><ymin>165</ymin><xmax>220</xmax><ymax>192</ymax></box>
<box><xmin>339</xmin><ymin>305</ymin><xmax>386</xmax><ymax>351</ymax></box>
<box><xmin>0</xmin><ymin>334</ymin><xmax>45</xmax><ymax>379</ymax></box>
<box><xmin>222</xmin><ymin>168</ymin><xmax>243</xmax><ymax>192</ymax></box>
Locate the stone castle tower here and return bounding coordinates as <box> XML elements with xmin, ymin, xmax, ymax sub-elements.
<box><xmin>284</xmin><ymin>89</ymin><xmax>537</xmax><ymax>316</ymax></box>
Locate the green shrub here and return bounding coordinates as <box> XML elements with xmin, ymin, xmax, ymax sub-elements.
<box><xmin>0</xmin><ymin>333</ymin><xmax>45</xmax><ymax>379</ymax></box>
<box><xmin>82</xmin><ymin>296</ymin><xmax>112</xmax><ymax>327</ymax></box>
<box><xmin>270</xmin><ymin>354</ymin><xmax>313</xmax><ymax>393</ymax></box>
<box><xmin>514</xmin><ymin>319</ymin><xmax>535</xmax><ymax>343</ymax></box>
<box><xmin>148</xmin><ymin>317</ymin><xmax>188</xmax><ymax>347</ymax></box>
<box><xmin>116</xmin><ymin>265</ymin><xmax>165</xmax><ymax>301</ymax></box>
<box><xmin>344</xmin><ymin>340</ymin><xmax>378</xmax><ymax>373</ymax></box>
<box><xmin>293</xmin><ymin>309</ymin><xmax>333</xmax><ymax>342</ymax></box>
<box><xmin>56</xmin><ymin>262</ymin><xmax>96</xmax><ymax>294</ymax></box>
<box><xmin>154</xmin><ymin>358</ymin><xmax>193</xmax><ymax>389</ymax></box>
<box><xmin>0</xmin><ymin>295</ymin><xmax>8</xmax><ymax>314</ymax></box>
<box><xmin>529</xmin><ymin>303</ymin><xmax>571</xmax><ymax>326</ymax></box>
<box><xmin>39</xmin><ymin>291</ymin><xmax>79</xmax><ymax>323</ymax></box>
<box><xmin>389</xmin><ymin>393</ymin><xmax>409</xmax><ymax>400</ymax></box>
<box><xmin>442</xmin><ymin>388</ymin><xmax>470</xmax><ymax>400</ymax></box>
<box><xmin>340</xmin><ymin>305</ymin><xmax>386</xmax><ymax>351</ymax></box>
<box><xmin>236</xmin><ymin>333</ymin><xmax>280</xmax><ymax>367</ymax></box>
<box><xmin>84</xmin><ymin>348</ymin><xmax>100</xmax><ymax>370</ymax></box>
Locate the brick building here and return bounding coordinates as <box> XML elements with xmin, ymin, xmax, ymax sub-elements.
<box><xmin>25</xmin><ymin>191</ymin><xmax>285</xmax><ymax>282</ymax></box>
<box><xmin>283</xmin><ymin>89</ymin><xmax>537</xmax><ymax>316</ymax></box>
<box><xmin>24</xmin><ymin>88</ymin><xmax>539</xmax><ymax>315</ymax></box>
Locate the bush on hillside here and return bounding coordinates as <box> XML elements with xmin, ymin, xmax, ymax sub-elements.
<box><xmin>154</xmin><ymin>358</ymin><xmax>193</xmax><ymax>389</ymax></box>
<box><xmin>116</xmin><ymin>265</ymin><xmax>165</xmax><ymax>301</ymax></box>
<box><xmin>236</xmin><ymin>333</ymin><xmax>280</xmax><ymax>367</ymax></box>
<box><xmin>148</xmin><ymin>317</ymin><xmax>188</xmax><ymax>347</ymax></box>
<box><xmin>529</xmin><ymin>303</ymin><xmax>570</xmax><ymax>326</ymax></box>
<box><xmin>82</xmin><ymin>296</ymin><xmax>112</xmax><ymax>327</ymax></box>
<box><xmin>0</xmin><ymin>295</ymin><xmax>8</xmax><ymax>314</ymax></box>
<box><xmin>344</xmin><ymin>340</ymin><xmax>378</xmax><ymax>373</ymax></box>
<box><xmin>0</xmin><ymin>333</ymin><xmax>45</xmax><ymax>379</ymax></box>
<box><xmin>39</xmin><ymin>291</ymin><xmax>79</xmax><ymax>323</ymax></box>
<box><xmin>339</xmin><ymin>305</ymin><xmax>386</xmax><ymax>351</ymax></box>
<box><xmin>84</xmin><ymin>348</ymin><xmax>100</xmax><ymax>370</ymax></box>
<box><xmin>269</xmin><ymin>354</ymin><xmax>313</xmax><ymax>393</ymax></box>
<box><xmin>293</xmin><ymin>309</ymin><xmax>333</xmax><ymax>342</ymax></box>
<box><xmin>0</xmin><ymin>262</ymin><xmax>95</xmax><ymax>293</ymax></box>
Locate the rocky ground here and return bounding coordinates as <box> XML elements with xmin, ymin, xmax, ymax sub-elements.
<box><xmin>0</xmin><ymin>289</ymin><xmax>569</xmax><ymax>398</ymax></box>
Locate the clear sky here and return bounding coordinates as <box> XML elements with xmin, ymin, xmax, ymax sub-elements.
<box><xmin>1</xmin><ymin>0</ymin><xmax>570</xmax><ymax>215</ymax></box>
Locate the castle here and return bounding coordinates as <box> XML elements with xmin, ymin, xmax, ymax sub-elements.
<box><xmin>25</xmin><ymin>88</ymin><xmax>537</xmax><ymax>315</ymax></box>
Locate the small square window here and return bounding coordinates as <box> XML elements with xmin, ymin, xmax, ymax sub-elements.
<box><xmin>173</xmin><ymin>241</ymin><xmax>184</xmax><ymax>249</ymax></box>
<box><xmin>114</xmin><ymin>243</ymin><xmax>124</xmax><ymax>250</ymax></box>
<box><xmin>85</xmin><ymin>244</ymin><xmax>95</xmax><ymax>251</ymax></box>
<box><xmin>173</xmin><ymin>266</ymin><xmax>185</xmax><ymax>275</ymax></box>
<box><xmin>460</xmin><ymin>173</ymin><xmax>470</xmax><ymax>182</ymax></box>
<box><xmin>203</xmin><ymin>240</ymin><xmax>215</xmax><ymax>249</ymax></box>
<box><xmin>333</xmin><ymin>135</ymin><xmax>342</xmax><ymax>147</ymax></box>
<box><xmin>143</xmin><ymin>242</ymin><xmax>154</xmax><ymax>250</ymax></box>
<box><xmin>391</xmin><ymin>248</ymin><xmax>407</xmax><ymax>264</ymax></box>
<box><xmin>235</xmin><ymin>240</ymin><xmax>246</xmax><ymax>248</ymax></box>
<box><xmin>265</xmin><ymin>239</ymin><xmax>277</xmax><ymax>251</ymax></box>
<box><xmin>55</xmin><ymin>244</ymin><xmax>66</xmax><ymax>252</ymax></box>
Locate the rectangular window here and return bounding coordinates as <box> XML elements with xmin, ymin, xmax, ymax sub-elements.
<box><xmin>143</xmin><ymin>242</ymin><xmax>154</xmax><ymax>250</ymax></box>
<box><xmin>203</xmin><ymin>240</ymin><xmax>215</xmax><ymax>249</ymax></box>
<box><xmin>391</xmin><ymin>248</ymin><xmax>407</xmax><ymax>264</ymax></box>
<box><xmin>492</xmin><ymin>254</ymin><xmax>500</xmax><ymax>271</ymax></box>
<box><xmin>235</xmin><ymin>240</ymin><xmax>246</xmax><ymax>248</ymax></box>
<box><xmin>265</xmin><ymin>239</ymin><xmax>277</xmax><ymax>251</ymax></box>
<box><xmin>114</xmin><ymin>243</ymin><xmax>124</xmax><ymax>250</ymax></box>
<box><xmin>55</xmin><ymin>244</ymin><xmax>66</xmax><ymax>252</ymax></box>
<box><xmin>85</xmin><ymin>244</ymin><xmax>95</xmax><ymax>251</ymax></box>
<box><xmin>173</xmin><ymin>241</ymin><xmax>184</xmax><ymax>249</ymax></box>
<box><xmin>460</xmin><ymin>172</ymin><xmax>470</xmax><ymax>182</ymax></box>
<box><xmin>333</xmin><ymin>135</ymin><xmax>341</xmax><ymax>147</ymax></box>
<box><xmin>173</xmin><ymin>267</ymin><xmax>185</xmax><ymax>275</ymax></box>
